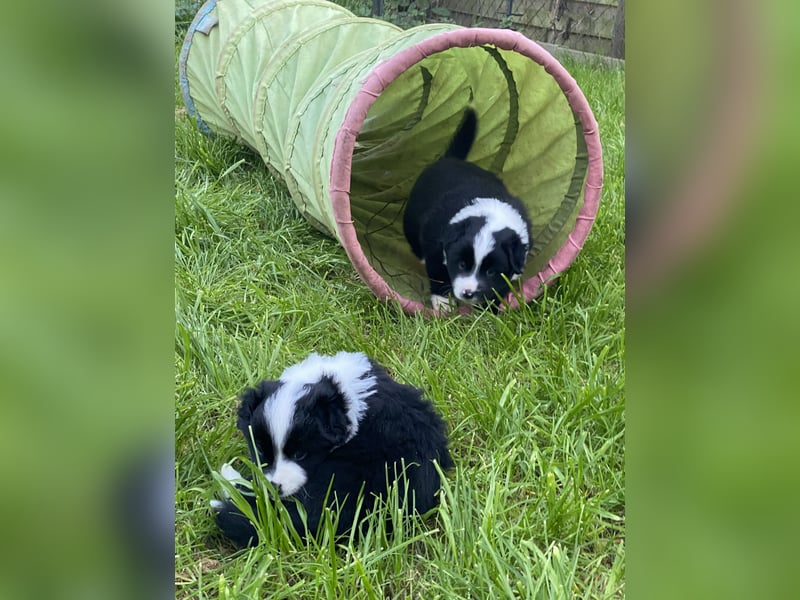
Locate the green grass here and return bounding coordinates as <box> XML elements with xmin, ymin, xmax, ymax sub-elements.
<box><xmin>175</xmin><ymin>36</ymin><xmax>625</xmax><ymax>599</ymax></box>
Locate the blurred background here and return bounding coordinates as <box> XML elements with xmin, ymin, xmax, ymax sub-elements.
<box><xmin>0</xmin><ymin>1</ymin><xmax>174</xmax><ymax>598</ymax></box>
<box><xmin>626</xmin><ymin>2</ymin><xmax>800</xmax><ymax>598</ymax></box>
<box><xmin>1</xmin><ymin>0</ymin><xmax>798</xmax><ymax>598</ymax></box>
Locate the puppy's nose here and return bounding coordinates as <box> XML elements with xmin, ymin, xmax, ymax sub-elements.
<box><xmin>265</xmin><ymin>472</ymin><xmax>281</xmax><ymax>495</ymax></box>
<box><xmin>462</xmin><ymin>289</ymin><xmax>474</xmax><ymax>299</ymax></box>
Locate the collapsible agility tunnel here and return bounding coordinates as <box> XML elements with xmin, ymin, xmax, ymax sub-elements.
<box><xmin>180</xmin><ymin>0</ymin><xmax>603</xmax><ymax>314</ymax></box>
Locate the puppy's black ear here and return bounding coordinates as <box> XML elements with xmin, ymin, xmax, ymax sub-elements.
<box><xmin>498</xmin><ymin>229</ymin><xmax>528</xmax><ymax>275</ymax></box>
<box><xmin>237</xmin><ymin>380</ymin><xmax>280</xmax><ymax>434</ymax></box>
<box><xmin>442</xmin><ymin>219</ymin><xmax>470</xmax><ymax>250</ymax></box>
<box><xmin>297</xmin><ymin>376</ymin><xmax>351</xmax><ymax>447</ymax></box>
<box><xmin>511</xmin><ymin>240</ymin><xmax>528</xmax><ymax>274</ymax></box>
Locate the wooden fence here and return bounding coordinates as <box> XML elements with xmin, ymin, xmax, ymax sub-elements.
<box><xmin>433</xmin><ymin>0</ymin><xmax>624</xmax><ymax>58</ymax></box>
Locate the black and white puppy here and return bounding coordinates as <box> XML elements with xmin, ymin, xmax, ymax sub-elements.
<box><xmin>403</xmin><ymin>109</ymin><xmax>532</xmax><ymax>311</ymax></box>
<box><xmin>210</xmin><ymin>351</ymin><xmax>452</xmax><ymax>548</ymax></box>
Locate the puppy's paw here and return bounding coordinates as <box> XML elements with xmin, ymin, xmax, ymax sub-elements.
<box><xmin>431</xmin><ymin>294</ymin><xmax>454</xmax><ymax>314</ymax></box>
<box><xmin>210</xmin><ymin>498</ymin><xmax>259</xmax><ymax>548</ymax></box>
<box><xmin>216</xmin><ymin>462</ymin><xmax>252</xmax><ymax>498</ymax></box>
<box><xmin>220</xmin><ymin>462</ymin><xmax>241</xmax><ymax>480</ymax></box>
<box><xmin>220</xmin><ymin>462</ymin><xmax>246</xmax><ymax>484</ymax></box>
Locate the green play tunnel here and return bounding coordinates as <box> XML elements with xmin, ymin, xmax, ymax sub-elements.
<box><xmin>179</xmin><ymin>0</ymin><xmax>603</xmax><ymax>314</ymax></box>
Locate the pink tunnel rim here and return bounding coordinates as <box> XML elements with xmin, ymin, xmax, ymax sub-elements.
<box><xmin>330</xmin><ymin>27</ymin><xmax>604</xmax><ymax>315</ymax></box>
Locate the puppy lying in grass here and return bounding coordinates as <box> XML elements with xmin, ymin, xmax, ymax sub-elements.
<box><xmin>210</xmin><ymin>351</ymin><xmax>452</xmax><ymax>547</ymax></box>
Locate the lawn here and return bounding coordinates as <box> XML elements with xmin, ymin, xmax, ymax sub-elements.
<box><xmin>174</xmin><ymin>20</ymin><xmax>625</xmax><ymax>599</ymax></box>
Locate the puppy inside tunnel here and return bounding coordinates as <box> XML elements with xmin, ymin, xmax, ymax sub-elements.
<box><xmin>180</xmin><ymin>0</ymin><xmax>603</xmax><ymax>314</ymax></box>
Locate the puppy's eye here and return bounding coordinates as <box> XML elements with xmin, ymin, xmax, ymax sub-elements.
<box><xmin>458</xmin><ymin>260</ymin><xmax>467</xmax><ymax>270</ymax></box>
<box><xmin>288</xmin><ymin>450</ymin><xmax>307</xmax><ymax>461</ymax></box>
<box><xmin>486</xmin><ymin>268</ymin><xmax>496</xmax><ymax>276</ymax></box>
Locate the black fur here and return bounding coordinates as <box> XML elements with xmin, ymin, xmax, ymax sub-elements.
<box><xmin>212</xmin><ymin>357</ymin><xmax>453</xmax><ymax>547</ymax></box>
<box><xmin>403</xmin><ymin>109</ymin><xmax>532</xmax><ymax>307</ymax></box>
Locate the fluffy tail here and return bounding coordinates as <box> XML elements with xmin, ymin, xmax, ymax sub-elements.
<box><xmin>445</xmin><ymin>108</ymin><xmax>477</xmax><ymax>160</ymax></box>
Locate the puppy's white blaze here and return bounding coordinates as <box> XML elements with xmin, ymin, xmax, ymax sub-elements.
<box><xmin>472</xmin><ymin>226</ymin><xmax>497</xmax><ymax>268</ymax></box>
<box><xmin>449</xmin><ymin>197</ymin><xmax>530</xmax><ymax>248</ymax></box>
<box><xmin>266</xmin><ymin>454</ymin><xmax>307</xmax><ymax>497</ymax></box>
<box><xmin>262</xmin><ymin>382</ymin><xmax>299</xmax><ymax>451</ymax></box>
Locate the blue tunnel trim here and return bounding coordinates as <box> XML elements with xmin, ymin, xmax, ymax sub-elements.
<box><xmin>179</xmin><ymin>0</ymin><xmax>218</xmax><ymax>136</ymax></box>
